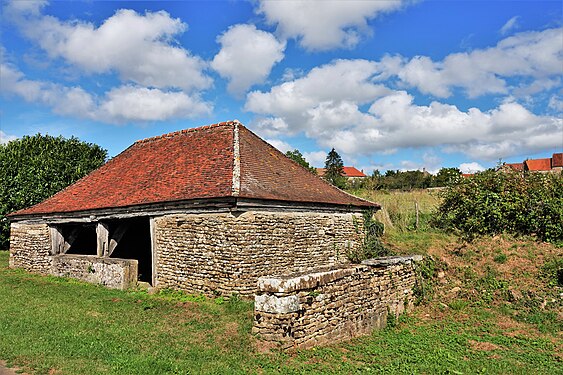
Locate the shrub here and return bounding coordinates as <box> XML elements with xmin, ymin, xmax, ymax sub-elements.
<box><xmin>348</xmin><ymin>209</ymin><xmax>391</xmax><ymax>262</ymax></box>
<box><xmin>0</xmin><ymin>134</ymin><xmax>107</xmax><ymax>248</ymax></box>
<box><xmin>434</xmin><ymin>170</ymin><xmax>563</xmax><ymax>243</ymax></box>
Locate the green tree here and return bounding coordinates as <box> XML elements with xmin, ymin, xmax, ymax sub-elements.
<box><xmin>324</xmin><ymin>148</ymin><xmax>347</xmax><ymax>188</ymax></box>
<box><xmin>433</xmin><ymin>167</ymin><xmax>461</xmax><ymax>187</ymax></box>
<box><xmin>0</xmin><ymin>134</ymin><xmax>107</xmax><ymax>248</ymax></box>
<box><xmin>285</xmin><ymin>149</ymin><xmax>316</xmax><ymax>174</ymax></box>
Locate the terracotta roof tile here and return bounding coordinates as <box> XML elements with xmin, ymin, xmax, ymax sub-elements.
<box><xmin>505</xmin><ymin>163</ymin><xmax>524</xmax><ymax>171</ymax></box>
<box><xmin>11</xmin><ymin>121</ymin><xmax>377</xmax><ymax>217</ymax></box>
<box><xmin>525</xmin><ymin>158</ymin><xmax>552</xmax><ymax>171</ymax></box>
<box><xmin>316</xmin><ymin>167</ymin><xmax>366</xmax><ymax>178</ymax></box>
<box><xmin>552</xmin><ymin>153</ymin><xmax>563</xmax><ymax>167</ymax></box>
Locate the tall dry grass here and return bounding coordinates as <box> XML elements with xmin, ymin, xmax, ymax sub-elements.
<box><xmin>351</xmin><ymin>189</ymin><xmax>443</xmax><ymax>232</ymax></box>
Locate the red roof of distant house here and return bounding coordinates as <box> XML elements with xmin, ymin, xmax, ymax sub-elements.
<box><xmin>461</xmin><ymin>173</ymin><xmax>473</xmax><ymax>178</ymax></box>
<box><xmin>505</xmin><ymin>163</ymin><xmax>524</xmax><ymax>171</ymax></box>
<box><xmin>552</xmin><ymin>153</ymin><xmax>563</xmax><ymax>168</ymax></box>
<box><xmin>316</xmin><ymin>167</ymin><xmax>366</xmax><ymax>178</ymax></box>
<box><xmin>525</xmin><ymin>158</ymin><xmax>552</xmax><ymax>171</ymax></box>
<box><xmin>11</xmin><ymin>121</ymin><xmax>377</xmax><ymax>217</ymax></box>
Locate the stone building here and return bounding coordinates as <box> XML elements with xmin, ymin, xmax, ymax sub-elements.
<box><xmin>9</xmin><ymin>121</ymin><xmax>379</xmax><ymax>295</ymax></box>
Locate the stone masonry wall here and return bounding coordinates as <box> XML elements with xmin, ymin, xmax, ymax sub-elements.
<box><xmin>9</xmin><ymin>223</ymin><xmax>52</xmax><ymax>273</ymax></box>
<box><xmin>253</xmin><ymin>255</ymin><xmax>422</xmax><ymax>349</ymax></box>
<box><xmin>154</xmin><ymin>211</ymin><xmax>362</xmax><ymax>296</ymax></box>
<box><xmin>51</xmin><ymin>254</ymin><xmax>138</xmax><ymax>290</ymax></box>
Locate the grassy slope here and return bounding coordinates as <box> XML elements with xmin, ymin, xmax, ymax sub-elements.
<box><xmin>0</xmin><ymin>189</ymin><xmax>561</xmax><ymax>374</ymax></box>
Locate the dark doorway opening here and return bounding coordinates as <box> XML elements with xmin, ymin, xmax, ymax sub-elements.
<box><xmin>108</xmin><ymin>217</ymin><xmax>152</xmax><ymax>284</ymax></box>
<box><xmin>63</xmin><ymin>223</ymin><xmax>97</xmax><ymax>255</ymax></box>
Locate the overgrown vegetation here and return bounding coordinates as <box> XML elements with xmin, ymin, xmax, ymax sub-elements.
<box><xmin>434</xmin><ymin>170</ymin><xmax>563</xmax><ymax>243</ymax></box>
<box><xmin>0</xmin><ymin>134</ymin><xmax>107</xmax><ymax>248</ymax></box>
<box><xmin>347</xmin><ymin>209</ymin><xmax>390</xmax><ymax>262</ymax></box>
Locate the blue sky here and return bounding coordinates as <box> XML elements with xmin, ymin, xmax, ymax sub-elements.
<box><xmin>1</xmin><ymin>0</ymin><xmax>562</xmax><ymax>174</ymax></box>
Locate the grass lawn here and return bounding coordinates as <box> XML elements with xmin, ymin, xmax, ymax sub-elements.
<box><xmin>0</xmin><ymin>250</ymin><xmax>561</xmax><ymax>375</ymax></box>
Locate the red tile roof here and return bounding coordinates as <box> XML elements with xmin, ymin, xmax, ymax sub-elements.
<box><xmin>525</xmin><ymin>158</ymin><xmax>552</xmax><ymax>171</ymax></box>
<box><xmin>552</xmin><ymin>153</ymin><xmax>563</xmax><ymax>168</ymax></box>
<box><xmin>11</xmin><ymin>121</ymin><xmax>377</xmax><ymax>217</ymax></box>
<box><xmin>316</xmin><ymin>167</ymin><xmax>366</xmax><ymax>178</ymax></box>
<box><xmin>505</xmin><ymin>163</ymin><xmax>524</xmax><ymax>171</ymax></box>
<box><xmin>342</xmin><ymin>167</ymin><xmax>366</xmax><ymax>177</ymax></box>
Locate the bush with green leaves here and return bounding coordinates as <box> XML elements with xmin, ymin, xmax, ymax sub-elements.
<box><xmin>0</xmin><ymin>134</ymin><xmax>107</xmax><ymax>249</ymax></box>
<box><xmin>434</xmin><ymin>170</ymin><xmax>563</xmax><ymax>243</ymax></box>
<box><xmin>348</xmin><ymin>209</ymin><xmax>391</xmax><ymax>262</ymax></box>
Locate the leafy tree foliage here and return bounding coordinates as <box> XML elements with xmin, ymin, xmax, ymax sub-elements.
<box><xmin>324</xmin><ymin>148</ymin><xmax>347</xmax><ymax>188</ymax></box>
<box><xmin>433</xmin><ymin>167</ymin><xmax>462</xmax><ymax>187</ymax></box>
<box><xmin>434</xmin><ymin>170</ymin><xmax>563</xmax><ymax>243</ymax></box>
<box><xmin>0</xmin><ymin>134</ymin><xmax>107</xmax><ymax>248</ymax></box>
<box><xmin>285</xmin><ymin>149</ymin><xmax>316</xmax><ymax>174</ymax></box>
<box><xmin>358</xmin><ymin>167</ymin><xmax>462</xmax><ymax>191</ymax></box>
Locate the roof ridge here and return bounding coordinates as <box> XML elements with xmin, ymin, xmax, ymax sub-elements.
<box><xmin>134</xmin><ymin>120</ymin><xmax>240</xmax><ymax>145</ymax></box>
<box><xmin>231</xmin><ymin>122</ymin><xmax>241</xmax><ymax>196</ymax></box>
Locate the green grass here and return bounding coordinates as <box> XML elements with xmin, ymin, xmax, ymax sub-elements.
<box><xmin>0</xmin><ymin>251</ymin><xmax>561</xmax><ymax>375</ymax></box>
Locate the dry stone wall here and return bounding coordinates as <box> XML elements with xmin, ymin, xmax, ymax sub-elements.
<box><xmin>154</xmin><ymin>211</ymin><xmax>362</xmax><ymax>296</ymax></box>
<box><xmin>51</xmin><ymin>254</ymin><xmax>138</xmax><ymax>289</ymax></box>
<box><xmin>253</xmin><ymin>255</ymin><xmax>422</xmax><ymax>349</ymax></box>
<box><xmin>9</xmin><ymin>223</ymin><xmax>52</xmax><ymax>273</ymax></box>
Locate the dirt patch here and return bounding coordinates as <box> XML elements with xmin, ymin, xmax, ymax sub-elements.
<box><xmin>468</xmin><ymin>339</ymin><xmax>502</xmax><ymax>351</ymax></box>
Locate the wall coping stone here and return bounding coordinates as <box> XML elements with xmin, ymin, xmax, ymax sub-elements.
<box><xmin>361</xmin><ymin>255</ymin><xmax>423</xmax><ymax>267</ymax></box>
<box><xmin>257</xmin><ymin>255</ymin><xmax>423</xmax><ymax>294</ymax></box>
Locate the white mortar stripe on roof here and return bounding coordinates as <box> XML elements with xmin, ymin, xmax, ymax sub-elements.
<box><xmin>231</xmin><ymin>120</ymin><xmax>241</xmax><ymax>196</ymax></box>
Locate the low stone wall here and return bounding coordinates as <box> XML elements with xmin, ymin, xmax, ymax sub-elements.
<box><xmin>9</xmin><ymin>223</ymin><xmax>52</xmax><ymax>273</ymax></box>
<box><xmin>253</xmin><ymin>255</ymin><xmax>422</xmax><ymax>349</ymax></box>
<box><xmin>154</xmin><ymin>211</ymin><xmax>362</xmax><ymax>296</ymax></box>
<box><xmin>51</xmin><ymin>254</ymin><xmax>138</xmax><ymax>289</ymax></box>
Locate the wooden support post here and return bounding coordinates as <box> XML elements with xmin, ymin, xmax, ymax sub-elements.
<box><xmin>49</xmin><ymin>226</ymin><xmax>64</xmax><ymax>255</ymax></box>
<box><xmin>96</xmin><ymin>222</ymin><xmax>109</xmax><ymax>257</ymax></box>
<box><xmin>150</xmin><ymin>217</ymin><xmax>157</xmax><ymax>287</ymax></box>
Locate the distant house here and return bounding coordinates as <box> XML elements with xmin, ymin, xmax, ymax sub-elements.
<box><xmin>500</xmin><ymin>153</ymin><xmax>562</xmax><ymax>174</ymax></box>
<box><xmin>316</xmin><ymin>166</ymin><xmax>367</xmax><ymax>180</ymax></box>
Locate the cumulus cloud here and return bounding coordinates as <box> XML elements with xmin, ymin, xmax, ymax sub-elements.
<box><xmin>0</xmin><ymin>130</ymin><xmax>18</xmax><ymax>144</ymax></box>
<box><xmin>1</xmin><ymin>63</ymin><xmax>211</xmax><ymax>123</ymax></box>
<box><xmin>500</xmin><ymin>16</ymin><xmax>520</xmax><ymax>35</ymax></box>
<box><xmin>303</xmin><ymin>151</ymin><xmax>328</xmax><ymax>167</ymax></box>
<box><xmin>98</xmin><ymin>86</ymin><xmax>211</xmax><ymax>123</ymax></box>
<box><xmin>265</xmin><ymin>138</ymin><xmax>293</xmax><ymax>153</ymax></box>
<box><xmin>245</xmin><ymin>59</ymin><xmax>562</xmax><ymax>161</ymax></box>
<box><xmin>379</xmin><ymin>27</ymin><xmax>563</xmax><ymax>98</ymax></box>
<box><xmin>211</xmin><ymin>24</ymin><xmax>285</xmax><ymax>95</ymax></box>
<box><xmin>6</xmin><ymin>5</ymin><xmax>211</xmax><ymax>91</ymax></box>
<box><xmin>246</xmin><ymin>59</ymin><xmax>390</xmax><ymax>137</ymax></box>
<box><xmin>459</xmin><ymin>162</ymin><xmax>485</xmax><ymax>174</ymax></box>
<box><xmin>256</xmin><ymin>0</ymin><xmax>406</xmax><ymax>50</ymax></box>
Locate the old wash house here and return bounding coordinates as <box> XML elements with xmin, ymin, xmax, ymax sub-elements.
<box><xmin>8</xmin><ymin>121</ymin><xmax>379</xmax><ymax>294</ymax></box>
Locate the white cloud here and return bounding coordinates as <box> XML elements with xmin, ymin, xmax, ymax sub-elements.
<box><xmin>98</xmin><ymin>86</ymin><xmax>211</xmax><ymax>123</ymax></box>
<box><xmin>303</xmin><ymin>151</ymin><xmax>328</xmax><ymax>168</ymax></box>
<box><xmin>7</xmin><ymin>5</ymin><xmax>211</xmax><ymax>91</ymax></box>
<box><xmin>1</xmin><ymin>63</ymin><xmax>211</xmax><ymax>123</ymax></box>
<box><xmin>380</xmin><ymin>27</ymin><xmax>563</xmax><ymax>98</ymax></box>
<box><xmin>245</xmin><ymin>59</ymin><xmax>562</xmax><ymax>161</ymax></box>
<box><xmin>500</xmin><ymin>16</ymin><xmax>520</xmax><ymax>35</ymax></box>
<box><xmin>265</xmin><ymin>138</ymin><xmax>293</xmax><ymax>153</ymax></box>
<box><xmin>459</xmin><ymin>162</ymin><xmax>485</xmax><ymax>174</ymax></box>
<box><xmin>211</xmin><ymin>24</ymin><xmax>285</xmax><ymax>95</ymax></box>
<box><xmin>246</xmin><ymin>59</ymin><xmax>390</xmax><ymax>137</ymax></box>
<box><xmin>256</xmin><ymin>0</ymin><xmax>406</xmax><ymax>50</ymax></box>
<box><xmin>548</xmin><ymin>95</ymin><xmax>563</xmax><ymax>111</ymax></box>
<box><xmin>0</xmin><ymin>130</ymin><xmax>18</xmax><ymax>144</ymax></box>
